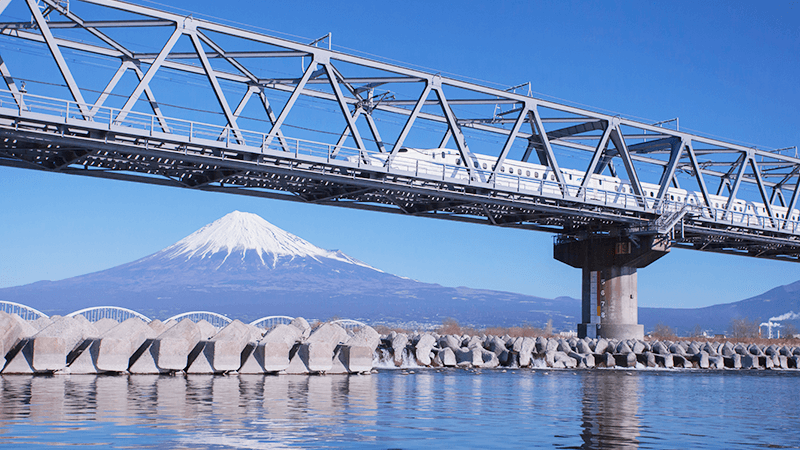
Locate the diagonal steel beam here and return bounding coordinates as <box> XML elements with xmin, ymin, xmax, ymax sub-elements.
<box><xmin>749</xmin><ymin>155</ymin><xmax>776</xmax><ymax>224</ymax></box>
<box><xmin>331</xmin><ymin>106</ymin><xmax>363</xmax><ymax>158</ymax></box>
<box><xmin>26</xmin><ymin>0</ymin><xmax>90</xmax><ymax>117</ymax></box>
<box><xmin>655</xmin><ymin>138</ymin><xmax>684</xmax><ymax>202</ymax></box>
<box><xmin>255</xmin><ymin>87</ymin><xmax>290</xmax><ymax>152</ymax></box>
<box><xmin>529</xmin><ymin>105</ymin><xmax>566</xmax><ymax>194</ymax></box>
<box><xmin>39</xmin><ymin>0</ymin><xmax>134</xmax><ymax>59</ymax></box>
<box><xmin>189</xmin><ymin>30</ymin><xmax>244</xmax><ymax>144</ymax></box>
<box><xmin>685</xmin><ymin>140</ymin><xmax>712</xmax><ymax>208</ymax></box>
<box><xmin>129</xmin><ymin>61</ymin><xmax>170</xmax><ymax>132</ymax></box>
<box><xmin>723</xmin><ymin>153</ymin><xmax>749</xmax><ymax>219</ymax></box>
<box><xmin>264</xmin><ymin>58</ymin><xmax>317</xmax><ymax>150</ymax></box>
<box><xmin>608</xmin><ymin>123</ymin><xmax>644</xmax><ymax>206</ymax></box>
<box><xmin>90</xmin><ymin>60</ymin><xmax>128</xmax><ymax>115</ymax></box>
<box><xmin>489</xmin><ymin>106</ymin><xmax>528</xmax><ymax>181</ymax></box>
<box><xmin>0</xmin><ymin>53</ymin><xmax>25</xmax><ymax>109</ymax></box>
<box><xmin>386</xmin><ymin>81</ymin><xmax>431</xmax><ymax>156</ymax></box>
<box><xmin>324</xmin><ymin>62</ymin><xmax>366</xmax><ymax>152</ymax></box>
<box><xmin>770</xmin><ymin>188</ymin><xmax>787</xmax><ymax>207</ymax></box>
<box><xmin>116</xmin><ymin>26</ymin><xmax>182</xmax><ymax>123</ymax></box>
<box><xmin>433</xmin><ymin>85</ymin><xmax>476</xmax><ymax>175</ymax></box>
<box><xmin>196</xmin><ymin>31</ymin><xmax>258</xmax><ymax>83</ymax></box>
<box><xmin>579</xmin><ymin>122</ymin><xmax>612</xmax><ymax>196</ymax></box>
<box><xmin>364</xmin><ymin>112</ymin><xmax>387</xmax><ymax>153</ymax></box>
<box><xmin>0</xmin><ymin>0</ymin><xmax>12</xmax><ymax>15</ymax></box>
<box><xmin>785</xmin><ymin>174</ymin><xmax>800</xmax><ymax>230</ymax></box>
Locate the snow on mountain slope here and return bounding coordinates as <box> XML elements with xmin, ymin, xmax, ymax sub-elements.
<box><xmin>151</xmin><ymin>211</ymin><xmax>378</xmax><ymax>271</ymax></box>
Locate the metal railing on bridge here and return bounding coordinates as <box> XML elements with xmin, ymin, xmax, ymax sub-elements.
<box><xmin>66</xmin><ymin>306</ymin><xmax>151</xmax><ymax>323</ymax></box>
<box><xmin>0</xmin><ymin>300</ymin><xmax>48</xmax><ymax>321</ymax></box>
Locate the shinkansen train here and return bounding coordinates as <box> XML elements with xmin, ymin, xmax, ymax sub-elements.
<box><xmin>349</xmin><ymin>148</ymin><xmax>799</xmax><ymax>227</ymax></box>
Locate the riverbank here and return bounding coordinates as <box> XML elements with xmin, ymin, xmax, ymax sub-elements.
<box><xmin>1</xmin><ymin>311</ymin><xmax>798</xmax><ymax>375</ymax></box>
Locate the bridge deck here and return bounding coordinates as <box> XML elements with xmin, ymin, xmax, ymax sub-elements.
<box><xmin>0</xmin><ymin>0</ymin><xmax>798</xmax><ymax>262</ymax></box>
<box><xmin>1</xmin><ymin>89</ymin><xmax>798</xmax><ymax>262</ymax></box>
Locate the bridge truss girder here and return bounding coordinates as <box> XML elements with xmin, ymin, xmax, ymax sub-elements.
<box><xmin>0</xmin><ymin>0</ymin><xmax>797</xmax><ymax>262</ymax></box>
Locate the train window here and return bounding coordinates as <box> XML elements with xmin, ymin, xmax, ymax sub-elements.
<box><xmin>526</xmin><ymin>170</ymin><xmax>530</xmax><ymax>177</ymax></box>
<box><xmin>534</xmin><ymin>172</ymin><xmax>539</xmax><ymax>179</ymax></box>
<box><xmin>518</xmin><ymin>169</ymin><xmax>522</xmax><ymax>175</ymax></box>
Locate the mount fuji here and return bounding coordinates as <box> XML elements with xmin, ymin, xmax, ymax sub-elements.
<box><xmin>0</xmin><ymin>211</ymin><xmax>580</xmax><ymax>328</ymax></box>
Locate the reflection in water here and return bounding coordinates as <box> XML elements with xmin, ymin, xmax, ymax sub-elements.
<box><xmin>0</xmin><ymin>370</ymin><xmax>795</xmax><ymax>448</ymax></box>
<box><xmin>580</xmin><ymin>372</ymin><xmax>640</xmax><ymax>449</ymax></box>
<box><xmin>0</xmin><ymin>374</ymin><xmax>379</xmax><ymax>447</ymax></box>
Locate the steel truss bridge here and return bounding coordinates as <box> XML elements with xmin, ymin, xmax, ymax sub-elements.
<box><xmin>0</xmin><ymin>0</ymin><xmax>799</xmax><ymax>262</ymax></box>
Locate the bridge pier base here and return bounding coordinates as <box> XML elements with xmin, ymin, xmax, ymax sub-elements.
<box><xmin>554</xmin><ymin>233</ymin><xmax>670</xmax><ymax>341</ymax></box>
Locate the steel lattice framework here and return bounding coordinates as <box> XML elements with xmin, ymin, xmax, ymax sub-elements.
<box><xmin>0</xmin><ymin>0</ymin><xmax>798</xmax><ymax>261</ymax></box>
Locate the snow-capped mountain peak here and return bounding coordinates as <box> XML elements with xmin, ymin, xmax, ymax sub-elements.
<box><xmin>156</xmin><ymin>211</ymin><xmax>376</xmax><ymax>269</ymax></box>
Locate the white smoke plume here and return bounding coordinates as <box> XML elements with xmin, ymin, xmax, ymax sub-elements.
<box><xmin>768</xmin><ymin>311</ymin><xmax>800</xmax><ymax>322</ymax></box>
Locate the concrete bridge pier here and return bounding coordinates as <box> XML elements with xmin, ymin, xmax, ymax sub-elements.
<box><xmin>554</xmin><ymin>233</ymin><xmax>670</xmax><ymax>340</ymax></box>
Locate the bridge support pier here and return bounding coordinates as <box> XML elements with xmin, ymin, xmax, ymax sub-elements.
<box><xmin>554</xmin><ymin>233</ymin><xmax>670</xmax><ymax>341</ymax></box>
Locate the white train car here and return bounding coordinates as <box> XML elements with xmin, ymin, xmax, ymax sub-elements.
<box><xmin>348</xmin><ymin>148</ymin><xmax>799</xmax><ymax>229</ymax></box>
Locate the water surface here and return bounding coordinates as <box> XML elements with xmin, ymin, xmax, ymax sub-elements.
<box><xmin>0</xmin><ymin>369</ymin><xmax>797</xmax><ymax>448</ymax></box>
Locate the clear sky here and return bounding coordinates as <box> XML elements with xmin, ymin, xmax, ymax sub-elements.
<box><xmin>1</xmin><ymin>0</ymin><xmax>798</xmax><ymax>308</ymax></box>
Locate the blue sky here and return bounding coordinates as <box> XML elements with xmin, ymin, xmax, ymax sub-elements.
<box><xmin>1</xmin><ymin>0</ymin><xmax>799</xmax><ymax>308</ymax></box>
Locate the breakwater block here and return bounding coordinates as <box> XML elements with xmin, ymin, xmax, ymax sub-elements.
<box><xmin>440</xmin><ymin>347</ymin><xmax>457</xmax><ymax>367</ymax></box>
<box><xmin>153</xmin><ymin>319</ymin><xmax>201</xmax><ymax>371</ymax></box>
<box><xmin>307</xmin><ymin>342</ymin><xmax>334</xmax><ymax>372</ymax></box>
<box><xmin>93</xmin><ymin>318</ymin><xmax>119</xmax><ymax>335</ymax></box>
<box><xmin>128</xmin><ymin>339</ymin><xmax>167</xmax><ymax>374</ymax></box>
<box><xmin>613</xmin><ymin>352</ymin><xmax>637</xmax><ymax>368</ymax></box>
<box><xmin>66</xmin><ymin>339</ymin><xmax>101</xmax><ymax>374</ymax></box>
<box><xmin>31</xmin><ymin>316</ymin><xmax>99</xmax><ymax>372</ymax></box>
<box><xmin>0</xmin><ymin>312</ymin><xmax>24</xmax><ymax>359</ymax></box>
<box><xmin>391</xmin><ymin>333</ymin><xmax>409</xmax><ymax>366</ymax></box>
<box><xmin>329</xmin><ymin>346</ymin><xmax>349</xmax><ymax>374</ymax></box>
<box><xmin>209</xmin><ymin>320</ymin><xmax>254</xmax><ymax>372</ymax></box>
<box><xmin>257</xmin><ymin>324</ymin><xmax>302</xmax><ymax>372</ymax></box>
<box><xmin>196</xmin><ymin>320</ymin><xmax>218</xmax><ymax>340</ymax></box>
<box><xmin>742</xmin><ymin>354</ymin><xmax>759</xmax><ymax>369</ymax></box>
<box><xmin>1</xmin><ymin>339</ymin><xmax>35</xmax><ymax>374</ymax></box>
<box><xmin>96</xmin><ymin>318</ymin><xmax>157</xmax><ymax>373</ymax></box>
<box><xmin>238</xmin><ymin>343</ymin><xmax>264</xmax><ymax>374</ymax></box>
<box><xmin>654</xmin><ymin>353</ymin><xmax>673</xmax><ymax>368</ymax></box>
<box><xmin>284</xmin><ymin>344</ymin><xmax>310</xmax><ymax>374</ymax></box>
<box><xmin>262</xmin><ymin>342</ymin><xmax>291</xmax><ymax>372</ymax></box>
<box><xmin>186</xmin><ymin>341</ymin><xmax>215</xmax><ymax>374</ymax></box>
<box><xmin>343</xmin><ymin>345</ymin><xmax>373</xmax><ymax>373</ymax></box>
<box><xmin>307</xmin><ymin>323</ymin><xmax>347</xmax><ymax>347</ymax></box>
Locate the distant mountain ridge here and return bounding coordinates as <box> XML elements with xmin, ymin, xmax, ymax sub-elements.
<box><xmin>640</xmin><ymin>279</ymin><xmax>800</xmax><ymax>335</ymax></box>
<box><xmin>0</xmin><ymin>211</ymin><xmax>579</xmax><ymax>328</ymax></box>
<box><xmin>1</xmin><ymin>210</ymin><xmax>797</xmax><ymax>334</ymax></box>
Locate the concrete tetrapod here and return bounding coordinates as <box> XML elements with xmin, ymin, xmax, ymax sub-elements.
<box><xmin>208</xmin><ymin>320</ymin><xmax>259</xmax><ymax>373</ymax></box>
<box><xmin>153</xmin><ymin>318</ymin><xmax>201</xmax><ymax>371</ymax></box>
<box><xmin>68</xmin><ymin>317</ymin><xmax>157</xmax><ymax>374</ymax></box>
<box><xmin>96</xmin><ymin>318</ymin><xmax>157</xmax><ymax>372</ymax></box>
<box><xmin>27</xmin><ymin>316</ymin><xmax>99</xmax><ymax>372</ymax></box>
<box><xmin>342</xmin><ymin>326</ymin><xmax>380</xmax><ymax>373</ymax></box>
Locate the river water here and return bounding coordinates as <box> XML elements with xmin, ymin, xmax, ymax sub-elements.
<box><xmin>0</xmin><ymin>369</ymin><xmax>797</xmax><ymax>448</ymax></box>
